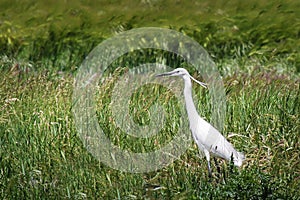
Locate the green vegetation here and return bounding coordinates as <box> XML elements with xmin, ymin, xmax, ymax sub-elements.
<box><xmin>0</xmin><ymin>0</ymin><xmax>299</xmax><ymax>199</ymax></box>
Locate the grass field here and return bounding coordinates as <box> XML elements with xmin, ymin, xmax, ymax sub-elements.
<box><xmin>0</xmin><ymin>0</ymin><xmax>299</xmax><ymax>199</ymax></box>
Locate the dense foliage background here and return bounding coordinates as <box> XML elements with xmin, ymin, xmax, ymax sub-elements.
<box><xmin>0</xmin><ymin>0</ymin><xmax>299</xmax><ymax>199</ymax></box>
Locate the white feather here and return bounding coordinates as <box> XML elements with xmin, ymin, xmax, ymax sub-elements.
<box><xmin>157</xmin><ymin>68</ymin><xmax>245</xmax><ymax>175</ymax></box>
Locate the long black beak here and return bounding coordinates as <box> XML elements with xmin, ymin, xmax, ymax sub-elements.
<box><xmin>155</xmin><ymin>71</ymin><xmax>174</xmax><ymax>77</ymax></box>
<box><xmin>156</xmin><ymin>71</ymin><xmax>207</xmax><ymax>89</ymax></box>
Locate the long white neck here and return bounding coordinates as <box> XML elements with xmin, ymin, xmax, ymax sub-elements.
<box><xmin>183</xmin><ymin>76</ymin><xmax>199</xmax><ymax>124</ymax></box>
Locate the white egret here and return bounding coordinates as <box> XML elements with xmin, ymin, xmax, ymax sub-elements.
<box><xmin>156</xmin><ymin>68</ymin><xmax>244</xmax><ymax>177</ymax></box>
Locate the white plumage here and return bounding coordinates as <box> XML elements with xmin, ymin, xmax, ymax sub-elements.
<box><xmin>156</xmin><ymin>68</ymin><xmax>245</xmax><ymax>176</ymax></box>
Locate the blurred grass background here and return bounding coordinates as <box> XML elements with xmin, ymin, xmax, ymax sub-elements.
<box><xmin>0</xmin><ymin>0</ymin><xmax>299</xmax><ymax>199</ymax></box>
<box><xmin>0</xmin><ymin>0</ymin><xmax>299</xmax><ymax>71</ymax></box>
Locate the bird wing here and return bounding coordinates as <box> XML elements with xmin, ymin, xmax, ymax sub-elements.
<box><xmin>192</xmin><ymin>116</ymin><xmax>244</xmax><ymax>166</ymax></box>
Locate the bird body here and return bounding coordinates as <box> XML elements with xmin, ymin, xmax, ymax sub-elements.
<box><xmin>156</xmin><ymin>68</ymin><xmax>244</xmax><ymax>176</ymax></box>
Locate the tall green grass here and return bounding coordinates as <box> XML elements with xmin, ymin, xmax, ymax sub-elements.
<box><xmin>1</xmin><ymin>54</ymin><xmax>299</xmax><ymax>199</ymax></box>
<box><xmin>0</xmin><ymin>0</ymin><xmax>299</xmax><ymax>199</ymax></box>
<box><xmin>0</xmin><ymin>0</ymin><xmax>299</xmax><ymax>72</ymax></box>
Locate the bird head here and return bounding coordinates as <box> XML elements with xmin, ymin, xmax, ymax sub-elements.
<box><xmin>156</xmin><ymin>68</ymin><xmax>207</xmax><ymax>88</ymax></box>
